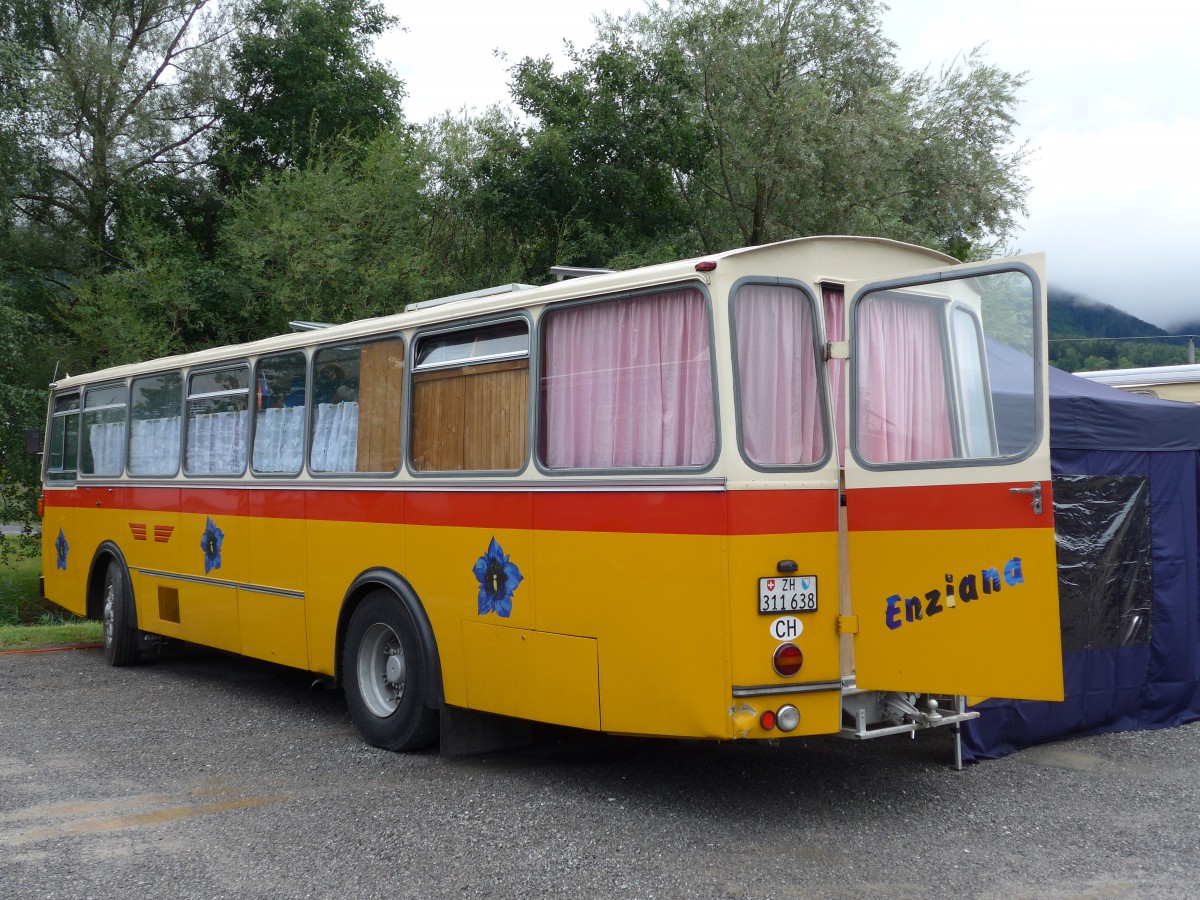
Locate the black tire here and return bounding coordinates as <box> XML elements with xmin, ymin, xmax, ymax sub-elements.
<box><xmin>102</xmin><ymin>559</ymin><xmax>139</xmax><ymax>667</ymax></box>
<box><xmin>343</xmin><ymin>590</ymin><xmax>439</xmax><ymax>751</ymax></box>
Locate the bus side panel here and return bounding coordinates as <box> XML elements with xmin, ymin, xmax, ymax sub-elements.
<box><xmin>41</xmin><ymin>488</ymin><xmax>84</xmax><ymax>617</ymax></box>
<box><xmin>726</xmin><ymin>488</ymin><xmax>842</xmax><ymax>737</ymax></box>
<box><xmin>172</xmin><ymin>488</ymin><xmax>246</xmax><ymax>655</ymax></box>
<box><xmin>303</xmin><ymin>490</ymin><xmax>408</xmax><ymax>677</ymax></box>
<box><xmin>533</xmin><ymin>491</ymin><xmax>731</xmax><ymax>739</ymax></box>
<box><xmin>243</xmin><ymin>489</ymin><xmax>308</xmax><ymax>669</ymax></box>
<box><xmin>124</xmin><ymin>486</ymin><xmax>182</xmax><ymax>638</ymax></box>
<box><xmin>461</xmin><ymin>622</ymin><xmax>600</xmax><ymax>730</ymax></box>
<box><xmin>401</xmin><ymin>491</ymin><xmax>535</xmax><ymax>710</ymax></box>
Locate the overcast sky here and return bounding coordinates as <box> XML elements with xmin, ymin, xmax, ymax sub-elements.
<box><xmin>378</xmin><ymin>1</ymin><xmax>1200</xmax><ymax>330</ymax></box>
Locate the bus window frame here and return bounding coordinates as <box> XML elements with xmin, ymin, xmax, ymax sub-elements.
<box><xmin>406</xmin><ymin>313</ymin><xmax>533</xmax><ymax>478</ymax></box>
<box><xmin>45</xmin><ymin>390</ymin><xmax>81</xmax><ymax>482</ymax></box>
<box><xmin>848</xmin><ymin>261</ymin><xmax>1045</xmax><ymax>473</ymax></box>
<box><xmin>307</xmin><ymin>333</ymin><xmax>407</xmax><ymax>479</ymax></box>
<box><xmin>127</xmin><ymin>369</ymin><xmax>184</xmax><ymax>479</ymax></box>
<box><xmin>78</xmin><ymin>380</ymin><xmax>129</xmax><ymax>479</ymax></box>
<box><xmin>727</xmin><ymin>275</ymin><xmax>833</xmax><ymax>474</ymax></box>
<box><xmin>184</xmin><ymin>362</ymin><xmax>251</xmax><ymax>479</ymax></box>
<box><xmin>533</xmin><ymin>282</ymin><xmax>723</xmax><ymax>478</ymax></box>
<box><xmin>250</xmin><ymin>348</ymin><xmax>310</xmax><ymax>479</ymax></box>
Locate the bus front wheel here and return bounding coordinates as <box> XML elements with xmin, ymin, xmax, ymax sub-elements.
<box><xmin>102</xmin><ymin>559</ymin><xmax>139</xmax><ymax>666</ymax></box>
<box><xmin>343</xmin><ymin>591</ymin><xmax>438</xmax><ymax>751</ymax></box>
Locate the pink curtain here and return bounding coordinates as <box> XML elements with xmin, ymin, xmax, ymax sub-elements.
<box><xmin>542</xmin><ymin>288</ymin><xmax>715</xmax><ymax>468</ymax></box>
<box><xmin>822</xmin><ymin>285</ymin><xmax>846</xmax><ymax>466</ymax></box>
<box><xmin>856</xmin><ymin>295</ymin><xmax>953</xmax><ymax>463</ymax></box>
<box><xmin>734</xmin><ymin>284</ymin><xmax>825</xmax><ymax>465</ymax></box>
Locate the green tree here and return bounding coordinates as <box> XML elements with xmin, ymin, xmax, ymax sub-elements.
<box><xmin>507</xmin><ymin>0</ymin><xmax>1029</xmax><ymax>261</ymax></box>
<box><xmin>0</xmin><ymin>283</ymin><xmax>48</xmax><ymax>556</ymax></box>
<box><xmin>3</xmin><ymin>0</ymin><xmax>235</xmax><ymax>269</ymax></box>
<box><xmin>218</xmin><ymin>131</ymin><xmax>430</xmax><ymax>337</ymax></box>
<box><xmin>214</xmin><ymin>0</ymin><xmax>403</xmax><ymax>184</ymax></box>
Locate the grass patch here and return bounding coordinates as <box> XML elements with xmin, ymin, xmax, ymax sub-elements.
<box><xmin>1</xmin><ymin>543</ymin><xmax>91</xmax><ymax>625</ymax></box>
<box><xmin>0</xmin><ymin>546</ymin><xmax>100</xmax><ymax>649</ymax></box>
<box><xmin>0</xmin><ymin>621</ymin><xmax>102</xmax><ymax>650</ymax></box>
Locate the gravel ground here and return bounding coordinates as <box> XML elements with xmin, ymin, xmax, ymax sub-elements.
<box><xmin>1</xmin><ymin>644</ymin><xmax>1198</xmax><ymax>899</ymax></box>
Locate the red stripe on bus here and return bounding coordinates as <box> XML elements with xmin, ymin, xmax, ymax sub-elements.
<box><xmin>847</xmin><ymin>482</ymin><xmax>1050</xmax><ymax>532</ymax></box>
<box><xmin>44</xmin><ymin>484</ymin><xmax>840</xmax><ymax>536</ymax></box>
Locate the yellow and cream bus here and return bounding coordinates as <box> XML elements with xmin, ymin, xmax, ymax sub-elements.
<box><xmin>39</xmin><ymin>236</ymin><xmax>1063</xmax><ymax>758</ymax></box>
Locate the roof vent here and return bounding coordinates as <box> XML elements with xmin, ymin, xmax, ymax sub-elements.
<box><xmin>404</xmin><ymin>283</ymin><xmax>536</xmax><ymax>313</ymax></box>
<box><xmin>550</xmin><ymin>265</ymin><xmax>616</xmax><ymax>281</ymax></box>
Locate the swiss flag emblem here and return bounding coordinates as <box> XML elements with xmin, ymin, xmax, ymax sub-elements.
<box><xmin>766</xmin><ymin>579</ymin><xmax>775</xmax><ymax>591</ymax></box>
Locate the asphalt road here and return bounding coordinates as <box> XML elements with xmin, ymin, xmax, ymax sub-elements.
<box><xmin>2</xmin><ymin>645</ymin><xmax>1198</xmax><ymax>899</ymax></box>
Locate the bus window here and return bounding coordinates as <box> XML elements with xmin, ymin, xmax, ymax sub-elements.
<box><xmin>254</xmin><ymin>351</ymin><xmax>306</xmax><ymax>475</ymax></box>
<box><xmin>129</xmin><ymin>372</ymin><xmax>182</xmax><ymax>477</ymax></box>
<box><xmin>311</xmin><ymin>337</ymin><xmax>404</xmax><ymax>474</ymax></box>
<box><xmin>411</xmin><ymin>322</ymin><xmax>527</xmax><ymax>472</ymax></box>
<box><xmin>46</xmin><ymin>393</ymin><xmax>80</xmax><ymax>481</ymax></box>
<box><xmin>732</xmin><ymin>282</ymin><xmax>827</xmax><ymax>468</ymax></box>
<box><xmin>853</xmin><ymin>268</ymin><xmax>1037</xmax><ymax>465</ymax></box>
<box><xmin>186</xmin><ymin>366</ymin><xmax>249</xmax><ymax>476</ymax></box>
<box><xmin>539</xmin><ymin>287</ymin><xmax>715</xmax><ymax>470</ymax></box>
<box><xmin>951</xmin><ymin>307</ymin><xmax>997</xmax><ymax>458</ymax></box>
<box><xmin>80</xmin><ymin>383</ymin><xmax>127</xmax><ymax>476</ymax></box>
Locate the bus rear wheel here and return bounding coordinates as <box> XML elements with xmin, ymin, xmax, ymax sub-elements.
<box><xmin>102</xmin><ymin>559</ymin><xmax>139</xmax><ymax>666</ymax></box>
<box><xmin>343</xmin><ymin>591</ymin><xmax>438</xmax><ymax>751</ymax></box>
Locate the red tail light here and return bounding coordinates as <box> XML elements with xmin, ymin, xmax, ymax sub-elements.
<box><xmin>772</xmin><ymin>642</ymin><xmax>803</xmax><ymax>677</ymax></box>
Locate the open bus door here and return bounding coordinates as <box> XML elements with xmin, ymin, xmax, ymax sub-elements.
<box><xmin>841</xmin><ymin>255</ymin><xmax>1064</xmax><ymax>702</ymax></box>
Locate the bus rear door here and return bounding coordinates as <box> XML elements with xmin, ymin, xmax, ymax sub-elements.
<box><xmin>842</xmin><ymin>255</ymin><xmax>1063</xmax><ymax>702</ymax></box>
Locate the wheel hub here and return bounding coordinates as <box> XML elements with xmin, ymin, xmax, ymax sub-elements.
<box><xmin>386</xmin><ymin>652</ymin><xmax>405</xmax><ymax>685</ymax></box>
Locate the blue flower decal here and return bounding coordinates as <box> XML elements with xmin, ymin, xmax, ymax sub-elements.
<box><xmin>55</xmin><ymin>528</ymin><xmax>69</xmax><ymax>571</ymax></box>
<box><xmin>473</xmin><ymin>537</ymin><xmax>523</xmax><ymax>618</ymax></box>
<box><xmin>201</xmin><ymin>517</ymin><xmax>224</xmax><ymax>574</ymax></box>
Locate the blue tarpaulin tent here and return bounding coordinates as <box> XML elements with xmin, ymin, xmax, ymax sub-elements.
<box><xmin>962</xmin><ymin>350</ymin><xmax>1200</xmax><ymax>761</ymax></box>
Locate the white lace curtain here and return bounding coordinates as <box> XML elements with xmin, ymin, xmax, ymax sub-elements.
<box><xmin>86</xmin><ymin>422</ymin><xmax>125</xmax><ymax>475</ymax></box>
<box><xmin>253</xmin><ymin>406</ymin><xmax>305</xmax><ymax>473</ymax></box>
<box><xmin>310</xmin><ymin>401</ymin><xmax>359</xmax><ymax>472</ymax></box>
<box><xmin>186</xmin><ymin>409</ymin><xmax>250</xmax><ymax>475</ymax></box>
<box><xmin>129</xmin><ymin>416</ymin><xmax>182</xmax><ymax>475</ymax></box>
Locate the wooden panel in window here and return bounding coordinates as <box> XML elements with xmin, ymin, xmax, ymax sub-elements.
<box><xmin>464</xmin><ymin>364</ymin><xmax>528</xmax><ymax>470</ymax></box>
<box><xmin>356</xmin><ymin>339</ymin><xmax>405</xmax><ymax>472</ymax></box>
<box><xmin>412</xmin><ymin>360</ymin><xmax>528</xmax><ymax>471</ymax></box>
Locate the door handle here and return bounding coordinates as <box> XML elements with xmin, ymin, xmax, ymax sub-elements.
<box><xmin>1009</xmin><ymin>482</ymin><xmax>1043</xmax><ymax>515</ymax></box>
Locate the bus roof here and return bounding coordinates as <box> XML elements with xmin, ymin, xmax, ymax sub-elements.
<box><xmin>51</xmin><ymin>235</ymin><xmax>955</xmax><ymax>390</ymax></box>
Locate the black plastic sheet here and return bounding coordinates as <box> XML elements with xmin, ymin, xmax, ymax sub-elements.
<box><xmin>1053</xmin><ymin>474</ymin><xmax>1153</xmax><ymax>653</ymax></box>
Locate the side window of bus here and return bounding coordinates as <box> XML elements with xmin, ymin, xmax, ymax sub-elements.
<box><xmin>411</xmin><ymin>321</ymin><xmax>528</xmax><ymax>472</ymax></box>
<box><xmin>186</xmin><ymin>366</ymin><xmax>249</xmax><ymax>476</ymax></box>
<box><xmin>853</xmin><ymin>269</ymin><xmax>1034</xmax><ymax>465</ymax></box>
<box><xmin>80</xmin><ymin>383</ymin><xmax>127</xmax><ymax>476</ymax></box>
<box><xmin>46</xmin><ymin>393</ymin><xmax>81</xmax><ymax>480</ymax></box>
<box><xmin>539</xmin><ymin>287</ymin><xmax>715</xmax><ymax>470</ymax></box>
<box><xmin>311</xmin><ymin>338</ymin><xmax>404</xmax><ymax>474</ymax></box>
<box><xmin>733</xmin><ymin>283</ymin><xmax>827</xmax><ymax>467</ymax></box>
<box><xmin>129</xmin><ymin>372</ymin><xmax>182</xmax><ymax>477</ymax></box>
<box><xmin>254</xmin><ymin>351</ymin><xmax>306</xmax><ymax>475</ymax></box>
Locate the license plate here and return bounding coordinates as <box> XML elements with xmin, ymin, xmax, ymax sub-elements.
<box><xmin>758</xmin><ymin>575</ymin><xmax>817</xmax><ymax>614</ymax></box>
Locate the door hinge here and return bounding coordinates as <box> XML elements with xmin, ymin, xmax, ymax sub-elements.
<box><xmin>838</xmin><ymin>615</ymin><xmax>859</xmax><ymax>635</ymax></box>
<box><xmin>824</xmin><ymin>341</ymin><xmax>850</xmax><ymax>361</ymax></box>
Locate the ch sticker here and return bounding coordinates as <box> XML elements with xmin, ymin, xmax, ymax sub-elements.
<box><xmin>769</xmin><ymin>615</ymin><xmax>804</xmax><ymax>641</ymax></box>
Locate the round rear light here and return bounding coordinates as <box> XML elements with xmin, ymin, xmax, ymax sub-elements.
<box><xmin>776</xmin><ymin>704</ymin><xmax>801</xmax><ymax>732</ymax></box>
<box><xmin>772</xmin><ymin>642</ymin><xmax>803</xmax><ymax>677</ymax></box>
<box><xmin>760</xmin><ymin>709</ymin><xmax>777</xmax><ymax>731</ymax></box>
